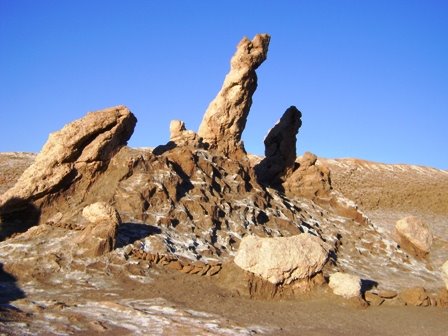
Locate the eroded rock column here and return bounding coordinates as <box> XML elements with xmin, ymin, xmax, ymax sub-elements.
<box><xmin>255</xmin><ymin>106</ymin><xmax>302</xmax><ymax>185</ymax></box>
<box><xmin>198</xmin><ymin>34</ymin><xmax>270</xmax><ymax>156</ymax></box>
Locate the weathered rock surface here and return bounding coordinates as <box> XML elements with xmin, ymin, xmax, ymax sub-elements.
<box><xmin>398</xmin><ymin>287</ymin><xmax>430</xmax><ymax>306</ymax></box>
<box><xmin>0</xmin><ymin>105</ymin><xmax>136</xmax><ymax>216</ymax></box>
<box><xmin>197</xmin><ymin>34</ymin><xmax>270</xmax><ymax>156</ymax></box>
<box><xmin>395</xmin><ymin>216</ymin><xmax>433</xmax><ymax>256</ymax></box>
<box><xmin>329</xmin><ymin>272</ymin><xmax>361</xmax><ymax>298</ymax></box>
<box><xmin>442</xmin><ymin>260</ymin><xmax>448</xmax><ymax>290</ymax></box>
<box><xmin>255</xmin><ymin>106</ymin><xmax>302</xmax><ymax>186</ymax></box>
<box><xmin>285</xmin><ymin>152</ymin><xmax>331</xmax><ymax>199</ymax></box>
<box><xmin>234</xmin><ymin>234</ymin><xmax>328</xmax><ymax>285</ymax></box>
<box><xmin>75</xmin><ymin>202</ymin><xmax>121</xmax><ymax>257</ymax></box>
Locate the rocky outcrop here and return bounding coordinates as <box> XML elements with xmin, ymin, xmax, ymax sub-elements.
<box><xmin>75</xmin><ymin>202</ymin><xmax>121</xmax><ymax>257</ymax></box>
<box><xmin>284</xmin><ymin>152</ymin><xmax>369</xmax><ymax>224</ymax></box>
<box><xmin>197</xmin><ymin>34</ymin><xmax>270</xmax><ymax>156</ymax></box>
<box><xmin>284</xmin><ymin>152</ymin><xmax>331</xmax><ymax>198</ymax></box>
<box><xmin>395</xmin><ymin>216</ymin><xmax>433</xmax><ymax>257</ymax></box>
<box><xmin>234</xmin><ymin>234</ymin><xmax>328</xmax><ymax>285</ymax></box>
<box><xmin>329</xmin><ymin>272</ymin><xmax>361</xmax><ymax>298</ymax></box>
<box><xmin>0</xmin><ymin>105</ymin><xmax>136</xmax><ymax>216</ymax></box>
<box><xmin>442</xmin><ymin>261</ymin><xmax>448</xmax><ymax>290</ymax></box>
<box><xmin>169</xmin><ymin>120</ymin><xmax>198</xmax><ymax>145</ymax></box>
<box><xmin>255</xmin><ymin>106</ymin><xmax>302</xmax><ymax>186</ymax></box>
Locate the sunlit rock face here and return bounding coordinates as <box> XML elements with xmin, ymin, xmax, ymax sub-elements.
<box><xmin>198</xmin><ymin>34</ymin><xmax>270</xmax><ymax>157</ymax></box>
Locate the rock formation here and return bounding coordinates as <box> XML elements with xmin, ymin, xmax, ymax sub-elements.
<box><xmin>1</xmin><ymin>34</ymin><xmax>447</xmax><ymax>335</ymax></box>
<box><xmin>234</xmin><ymin>234</ymin><xmax>329</xmax><ymax>285</ymax></box>
<box><xmin>169</xmin><ymin>120</ymin><xmax>198</xmax><ymax>145</ymax></box>
<box><xmin>255</xmin><ymin>106</ymin><xmax>302</xmax><ymax>186</ymax></box>
<box><xmin>284</xmin><ymin>152</ymin><xmax>331</xmax><ymax>198</ymax></box>
<box><xmin>395</xmin><ymin>216</ymin><xmax>433</xmax><ymax>257</ymax></box>
<box><xmin>0</xmin><ymin>105</ymin><xmax>136</xmax><ymax>217</ymax></box>
<box><xmin>75</xmin><ymin>202</ymin><xmax>121</xmax><ymax>257</ymax></box>
<box><xmin>329</xmin><ymin>272</ymin><xmax>361</xmax><ymax>299</ymax></box>
<box><xmin>197</xmin><ymin>34</ymin><xmax>270</xmax><ymax>156</ymax></box>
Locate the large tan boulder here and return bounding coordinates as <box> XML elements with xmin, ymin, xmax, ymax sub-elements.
<box><xmin>442</xmin><ymin>260</ymin><xmax>448</xmax><ymax>290</ymax></box>
<box><xmin>0</xmin><ymin>105</ymin><xmax>136</xmax><ymax>214</ymax></box>
<box><xmin>75</xmin><ymin>202</ymin><xmax>121</xmax><ymax>257</ymax></box>
<box><xmin>328</xmin><ymin>272</ymin><xmax>361</xmax><ymax>298</ymax></box>
<box><xmin>197</xmin><ymin>34</ymin><xmax>270</xmax><ymax>156</ymax></box>
<box><xmin>255</xmin><ymin>106</ymin><xmax>302</xmax><ymax>186</ymax></box>
<box><xmin>234</xmin><ymin>233</ymin><xmax>328</xmax><ymax>285</ymax></box>
<box><xmin>395</xmin><ymin>216</ymin><xmax>433</xmax><ymax>256</ymax></box>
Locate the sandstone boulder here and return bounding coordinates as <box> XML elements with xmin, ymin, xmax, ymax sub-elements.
<box><xmin>442</xmin><ymin>260</ymin><xmax>448</xmax><ymax>290</ymax></box>
<box><xmin>0</xmin><ymin>105</ymin><xmax>136</xmax><ymax>215</ymax></box>
<box><xmin>255</xmin><ymin>106</ymin><xmax>302</xmax><ymax>186</ymax></box>
<box><xmin>234</xmin><ymin>233</ymin><xmax>328</xmax><ymax>285</ymax></box>
<box><xmin>395</xmin><ymin>216</ymin><xmax>433</xmax><ymax>256</ymax></box>
<box><xmin>75</xmin><ymin>202</ymin><xmax>121</xmax><ymax>257</ymax></box>
<box><xmin>328</xmin><ymin>272</ymin><xmax>361</xmax><ymax>298</ymax></box>
<box><xmin>197</xmin><ymin>34</ymin><xmax>270</xmax><ymax>156</ymax></box>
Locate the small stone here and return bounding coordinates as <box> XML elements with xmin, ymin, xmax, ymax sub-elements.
<box><xmin>207</xmin><ymin>265</ymin><xmax>221</xmax><ymax>276</ymax></box>
<box><xmin>329</xmin><ymin>272</ymin><xmax>361</xmax><ymax>299</ymax></box>
<box><xmin>395</xmin><ymin>216</ymin><xmax>433</xmax><ymax>256</ymax></box>
<box><xmin>180</xmin><ymin>265</ymin><xmax>194</xmax><ymax>273</ymax></box>
<box><xmin>399</xmin><ymin>287</ymin><xmax>430</xmax><ymax>306</ymax></box>
<box><xmin>378</xmin><ymin>289</ymin><xmax>398</xmax><ymax>299</ymax></box>
<box><xmin>199</xmin><ymin>264</ymin><xmax>211</xmax><ymax>276</ymax></box>
<box><xmin>364</xmin><ymin>292</ymin><xmax>384</xmax><ymax>306</ymax></box>
<box><xmin>167</xmin><ymin>260</ymin><xmax>183</xmax><ymax>271</ymax></box>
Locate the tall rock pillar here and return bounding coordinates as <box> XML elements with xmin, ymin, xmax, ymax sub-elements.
<box><xmin>197</xmin><ymin>34</ymin><xmax>270</xmax><ymax>156</ymax></box>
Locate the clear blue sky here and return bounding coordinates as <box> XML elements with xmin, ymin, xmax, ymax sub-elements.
<box><xmin>1</xmin><ymin>1</ymin><xmax>447</xmax><ymax>169</ymax></box>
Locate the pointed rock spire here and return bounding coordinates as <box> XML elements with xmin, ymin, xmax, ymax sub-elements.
<box><xmin>197</xmin><ymin>34</ymin><xmax>271</xmax><ymax>156</ymax></box>
<box><xmin>255</xmin><ymin>106</ymin><xmax>302</xmax><ymax>186</ymax></box>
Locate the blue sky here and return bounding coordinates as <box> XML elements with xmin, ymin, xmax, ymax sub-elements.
<box><xmin>1</xmin><ymin>1</ymin><xmax>447</xmax><ymax>169</ymax></box>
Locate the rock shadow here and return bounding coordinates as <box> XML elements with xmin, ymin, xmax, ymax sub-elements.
<box><xmin>361</xmin><ymin>278</ymin><xmax>379</xmax><ymax>294</ymax></box>
<box><xmin>254</xmin><ymin>159</ymin><xmax>286</xmax><ymax>193</ymax></box>
<box><xmin>167</xmin><ymin>161</ymin><xmax>194</xmax><ymax>201</ymax></box>
<box><xmin>0</xmin><ymin>263</ymin><xmax>25</xmax><ymax>307</ymax></box>
<box><xmin>116</xmin><ymin>222</ymin><xmax>162</xmax><ymax>248</ymax></box>
<box><xmin>0</xmin><ymin>198</ymin><xmax>41</xmax><ymax>241</ymax></box>
<box><xmin>153</xmin><ymin>141</ymin><xmax>177</xmax><ymax>156</ymax></box>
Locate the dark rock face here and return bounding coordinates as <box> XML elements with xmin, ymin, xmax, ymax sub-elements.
<box><xmin>255</xmin><ymin>106</ymin><xmax>302</xmax><ymax>186</ymax></box>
